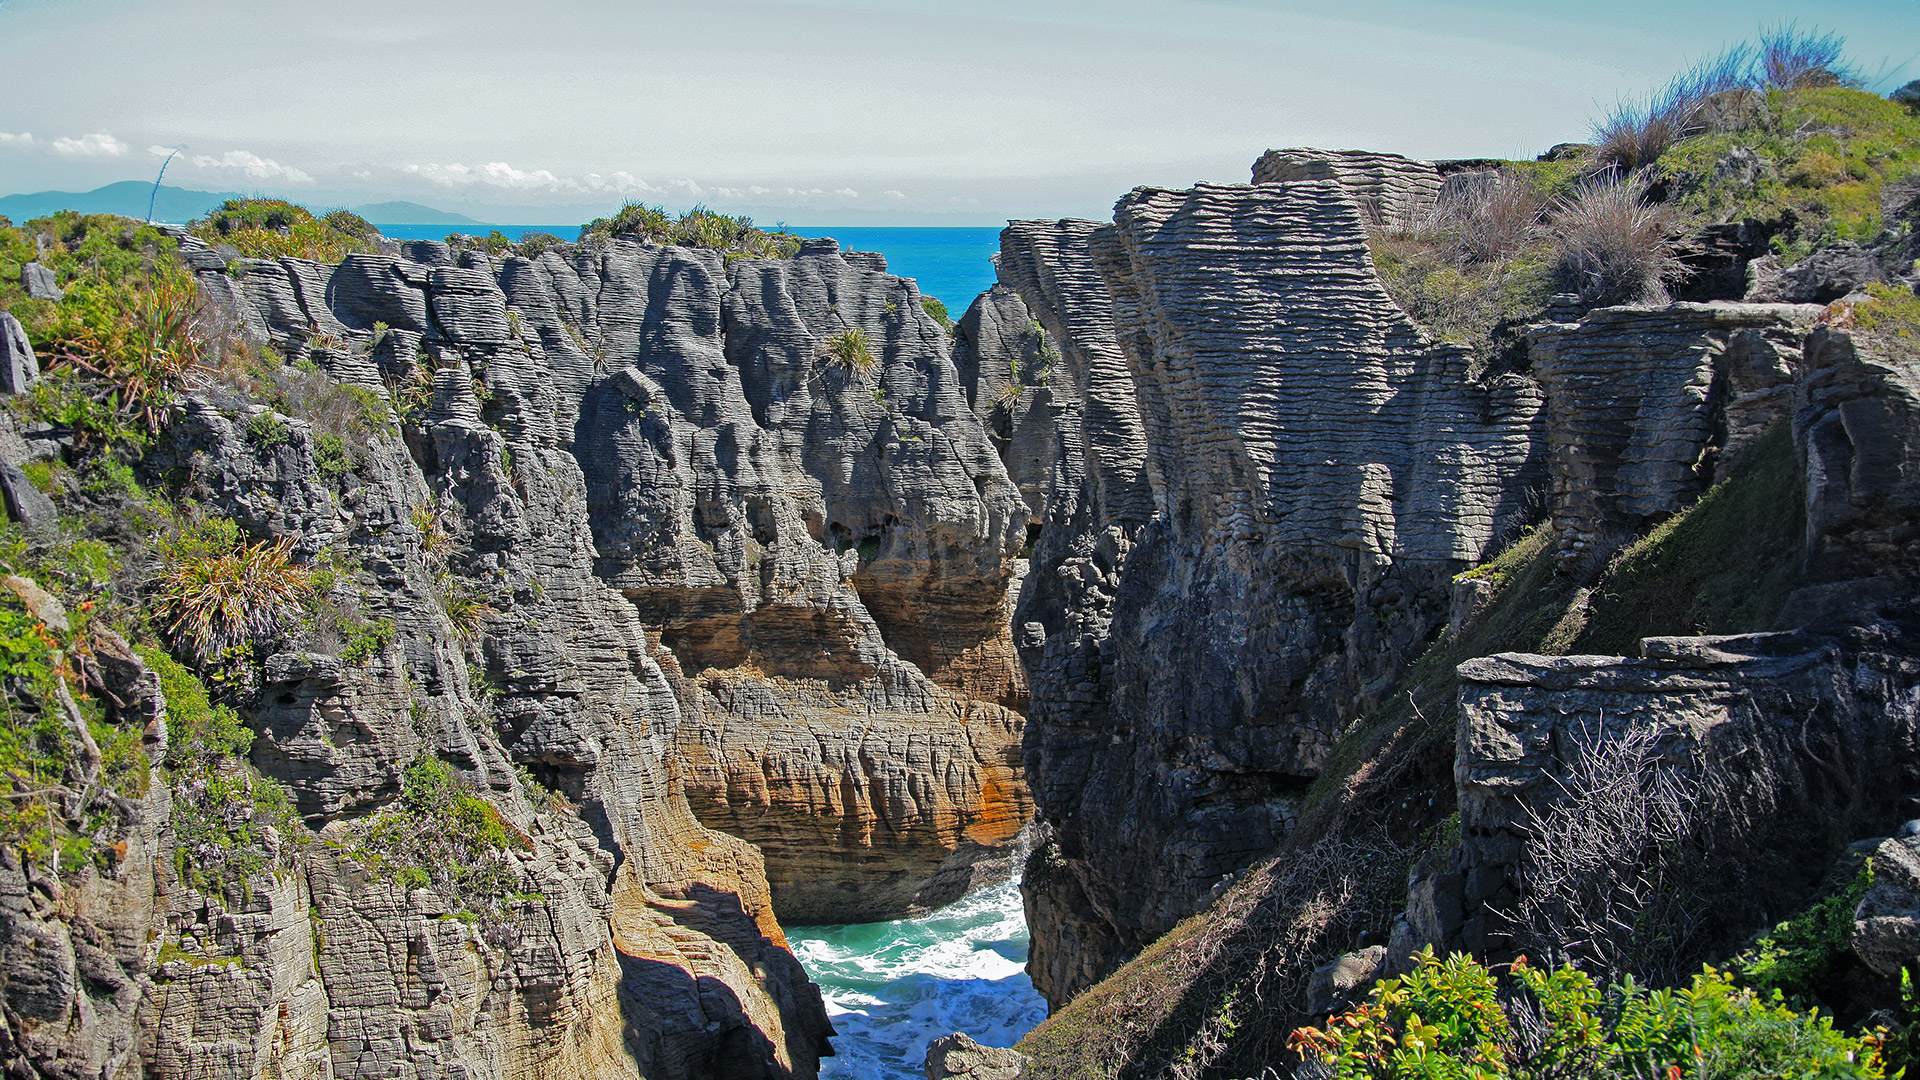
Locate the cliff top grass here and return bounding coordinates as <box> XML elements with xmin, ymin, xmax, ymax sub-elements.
<box><xmin>189</xmin><ymin>199</ymin><xmax>382</xmax><ymax>263</ymax></box>
<box><xmin>580</xmin><ymin>202</ymin><xmax>803</xmax><ymax>258</ymax></box>
<box><xmin>1658</xmin><ymin>84</ymin><xmax>1920</xmax><ymax>260</ymax></box>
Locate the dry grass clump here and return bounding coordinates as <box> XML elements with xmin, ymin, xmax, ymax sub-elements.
<box><xmin>1500</xmin><ymin>724</ymin><xmax>1721</xmax><ymax>986</ymax></box>
<box><xmin>1591</xmin><ymin>24</ymin><xmax>1857</xmax><ymax>174</ymax></box>
<box><xmin>1592</xmin><ymin>43</ymin><xmax>1755</xmax><ymax>173</ymax></box>
<box><xmin>1367</xmin><ymin>171</ymin><xmax>1556</xmax><ymax>369</ymax></box>
<box><xmin>1549</xmin><ymin>172</ymin><xmax>1692</xmax><ymax>306</ymax></box>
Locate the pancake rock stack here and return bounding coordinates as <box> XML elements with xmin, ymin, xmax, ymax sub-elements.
<box><xmin>1001</xmin><ymin>170</ymin><xmax>1547</xmax><ymax>1004</ymax></box>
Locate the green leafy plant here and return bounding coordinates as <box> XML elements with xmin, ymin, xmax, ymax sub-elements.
<box><xmin>922</xmin><ymin>297</ymin><xmax>953</xmax><ymax>329</ymax></box>
<box><xmin>150</xmin><ymin>515</ymin><xmax>316</xmax><ymax>661</ymax></box>
<box><xmin>141</xmin><ymin>646</ymin><xmax>301</xmax><ymax>901</ymax></box>
<box><xmin>822</xmin><ymin>327</ymin><xmax>877</xmax><ymax>374</ymax></box>
<box><xmin>190</xmin><ymin>199</ymin><xmax>378</xmax><ymax>263</ymax></box>
<box><xmin>1291</xmin><ymin>949</ymin><xmax>1886</xmax><ymax>1080</ymax></box>
<box><xmin>338</xmin><ymin>614</ymin><xmax>394</xmax><ymax>664</ymax></box>
<box><xmin>334</xmin><ymin>754</ymin><xmax>531</xmax><ymax>926</ymax></box>
<box><xmin>246</xmin><ymin>412</ymin><xmax>292</xmax><ymax>452</ymax></box>
<box><xmin>578</xmin><ymin>203</ymin><xmax>802</xmax><ymax>258</ymax></box>
<box><xmin>1731</xmin><ymin>861</ymin><xmax>1876</xmax><ymax>1007</ymax></box>
<box><xmin>1846</xmin><ymin>284</ymin><xmax>1920</xmax><ymax>354</ymax></box>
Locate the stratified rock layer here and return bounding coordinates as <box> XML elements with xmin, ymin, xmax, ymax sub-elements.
<box><xmin>1251</xmin><ymin>149</ymin><xmax>1443</xmax><ymax>228</ymax></box>
<box><xmin>1528</xmin><ymin>303</ymin><xmax>1820</xmax><ymax>570</ymax></box>
<box><xmin>1003</xmin><ymin>178</ymin><xmax>1546</xmax><ymax>1004</ymax></box>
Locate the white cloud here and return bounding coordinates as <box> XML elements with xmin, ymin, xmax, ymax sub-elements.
<box><xmin>50</xmin><ymin>132</ymin><xmax>131</xmax><ymax>158</ymax></box>
<box><xmin>0</xmin><ymin>133</ymin><xmax>36</xmax><ymax>151</ymax></box>
<box><xmin>833</xmin><ymin>187</ymin><xmax>858</xmax><ymax>198</ymax></box>
<box><xmin>185</xmin><ymin>149</ymin><xmax>313</xmax><ymax>183</ymax></box>
<box><xmin>715</xmin><ymin>186</ymin><xmax>744</xmax><ymax>199</ymax></box>
<box><xmin>748</xmin><ymin>186</ymin><xmax>770</xmax><ymax>195</ymax></box>
<box><xmin>405</xmin><ymin>160</ymin><xmax>675</xmax><ymax>198</ymax></box>
<box><xmin>882</xmin><ymin>189</ymin><xmax>906</xmax><ymax>200</ymax></box>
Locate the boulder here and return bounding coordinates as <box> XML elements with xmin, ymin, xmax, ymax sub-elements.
<box><xmin>1307</xmin><ymin>946</ymin><xmax>1388</xmax><ymax>1014</ymax></box>
<box><xmin>0</xmin><ymin>460</ymin><xmax>56</xmax><ymax>534</ymax></box>
<box><xmin>0</xmin><ymin>312</ymin><xmax>37</xmax><ymax>393</ymax></box>
<box><xmin>925</xmin><ymin>1033</ymin><xmax>1030</xmax><ymax>1080</ymax></box>
<box><xmin>20</xmin><ymin>262</ymin><xmax>62</xmax><ymax>302</ymax></box>
<box><xmin>1746</xmin><ymin>243</ymin><xmax>1889</xmax><ymax>304</ymax></box>
<box><xmin>1855</xmin><ymin>833</ymin><xmax>1920</xmax><ymax>976</ymax></box>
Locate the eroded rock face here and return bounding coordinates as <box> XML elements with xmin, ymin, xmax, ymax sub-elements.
<box><xmin>1435</xmin><ymin>630</ymin><xmax>1920</xmax><ymax>960</ymax></box>
<box><xmin>2</xmin><ymin>224</ymin><xmax>1050</xmax><ymax>1078</ymax></box>
<box><xmin>1002</xmin><ymin>178</ymin><xmax>1546</xmax><ymax>1005</ymax></box>
<box><xmin>1527</xmin><ymin>303</ymin><xmax>1821</xmax><ymax>572</ymax></box>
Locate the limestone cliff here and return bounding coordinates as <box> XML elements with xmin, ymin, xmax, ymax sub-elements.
<box><xmin>0</xmin><ymin>221</ymin><xmax>1043</xmax><ymax>1077</ymax></box>
<box><xmin>1002</xmin><ymin>177</ymin><xmax>1546</xmax><ymax>1005</ymax></box>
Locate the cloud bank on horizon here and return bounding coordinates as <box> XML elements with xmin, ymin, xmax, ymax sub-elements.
<box><xmin>1</xmin><ymin>0</ymin><xmax>1915</xmax><ymax>224</ymax></box>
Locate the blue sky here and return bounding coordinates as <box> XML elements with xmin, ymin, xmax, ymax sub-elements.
<box><xmin>1</xmin><ymin>0</ymin><xmax>1915</xmax><ymax>224</ymax></box>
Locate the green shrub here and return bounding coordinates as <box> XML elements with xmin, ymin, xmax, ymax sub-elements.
<box><xmin>1849</xmin><ymin>284</ymin><xmax>1920</xmax><ymax>354</ymax></box>
<box><xmin>579</xmin><ymin>203</ymin><xmax>802</xmax><ymax>258</ymax></box>
<box><xmin>822</xmin><ymin>327</ymin><xmax>877</xmax><ymax>374</ymax></box>
<box><xmin>1291</xmin><ymin>949</ymin><xmax>1885</xmax><ymax>1080</ymax></box>
<box><xmin>140</xmin><ymin>646</ymin><xmax>302</xmax><ymax>899</ymax></box>
<box><xmin>190</xmin><ymin>199</ymin><xmax>377</xmax><ymax>263</ymax></box>
<box><xmin>1732</xmin><ymin>861</ymin><xmax>1876</xmax><ymax>1008</ymax></box>
<box><xmin>922</xmin><ymin>297</ymin><xmax>953</xmax><ymax>329</ymax></box>
<box><xmin>313</xmin><ymin>432</ymin><xmax>352</xmax><ymax>480</ymax></box>
<box><xmin>335</xmin><ymin>753</ymin><xmax>530</xmax><ymax>922</ymax></box>
<box><xmin>338</xmin><ymin>614</ymin><xmax>394</xmax><ymax>664</ymax></box>
<box><xmin>246</xmin><ymin>412</ymin><xmax>292</xmax><ymax>452</ymax></box>
<box><xmin>150</xmin><ymin>515</ymin><xmax>316</xmax><ymax>661</ymax></box>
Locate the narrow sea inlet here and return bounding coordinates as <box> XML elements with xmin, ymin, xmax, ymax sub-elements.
<box><xmin>787</xmin><ymin>881</ymin><xmax>1047</xmax><ymax>1079</ymax></box>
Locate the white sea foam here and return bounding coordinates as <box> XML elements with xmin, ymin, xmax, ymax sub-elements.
<box><xmin>786</xmin><ymin>880</ymin><xmax>1048</xmax><ymax>1080</ymax></box>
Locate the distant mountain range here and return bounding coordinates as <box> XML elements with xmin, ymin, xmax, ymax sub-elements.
<box><xmin>350</xmin><ymin>201</ymin><xmax>480</xmax><ymax>225</ymax></box>
<box><xmin>0</xmin><ymin>183</ymin><xmax>481</xmax><ymax>226</ymax></box>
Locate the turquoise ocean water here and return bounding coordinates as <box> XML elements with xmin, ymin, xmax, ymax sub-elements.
<box><xmin>787</xmin><ymin>880</ymin><xmax>1048</xmax><ymax>1079</ymax></box>
<box><xmin>370</xmin><ymin>224</ymin><xmax>1005</xmax><ymax>313</ymax></box>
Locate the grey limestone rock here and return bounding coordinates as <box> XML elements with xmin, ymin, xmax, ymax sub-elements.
<box><xmin>924</xmin><ymin>1032</ymin><xmax>1030</xmax><ymax>1080</ymax></box>
<box><xmin>1528</xmin><ymin>303</ymin><xmax>1821</xmax><ymax>572</ymax></box>
<box><xmin>1251</xmin><ymin>148</ymin><xmax>1443</xmax><ymax>228</ymax></box>
<box><xmin>0</xmin><ymin>311</ymin><xmax>37</xmax><ymax>393</ymax></box>
<box><xmin>1855</xmin><ymin>833</ymin><xmax>1920</xmax><ymax>976</ymax></box>
<box><xmin>19</xmin><ymin>262</ymin><xmax>61</xmax><ymax>301</ymax></box>
<box><xmin>0</xmin><ymin>459</ymin><xmax>56</xmax><ymax>533</ymax></box>
<box><xmin>1306</xmin><ymin>945</ymin><xmax>1387</xmax><ymax>1015</ymax></box>
<box><xmin>1796</xmin><ymin>325</ymin><xmax>1920</xmax><ymax>589</ymax></box>
<box><xmin>1746</xmin><ymin>243</ymin><xmax>1894</xmax><ymax>304</ymax></box>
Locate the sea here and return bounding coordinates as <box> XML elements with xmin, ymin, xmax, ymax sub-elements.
<box><xmin>369</xmin><ymin>224</ymin><xmax>1004</xmax><ymax>312</ymax></box>
<box><xmin>786</xmin><ymin>879</ymin><xmax>1048</xmax><ymax>1080</ymax></box>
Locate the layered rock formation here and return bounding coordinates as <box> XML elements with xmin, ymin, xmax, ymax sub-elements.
<box><xmin>1003</xmin><ymin>177</ymin><xmax>1547</xmax><ymax>1004</ymax></box>
<box><xmin>1528</xmin><ymin>303</ymin><xmax>1820</xmax><ymax>571</ymax></box>
<box><xmin>0</xmin><ymin>223</ymin><xmax>1049</xmax><ymax>1077</ymax></box>
<box><xmin>1250</xmin><ymin>149</ymin><xmax>1443</xmax><ymax>228</ymax></box>
<box><xmin>1438</xmin><ymin>631</ymin><xmax>1920</xmax><ymax>959</ymax></box>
